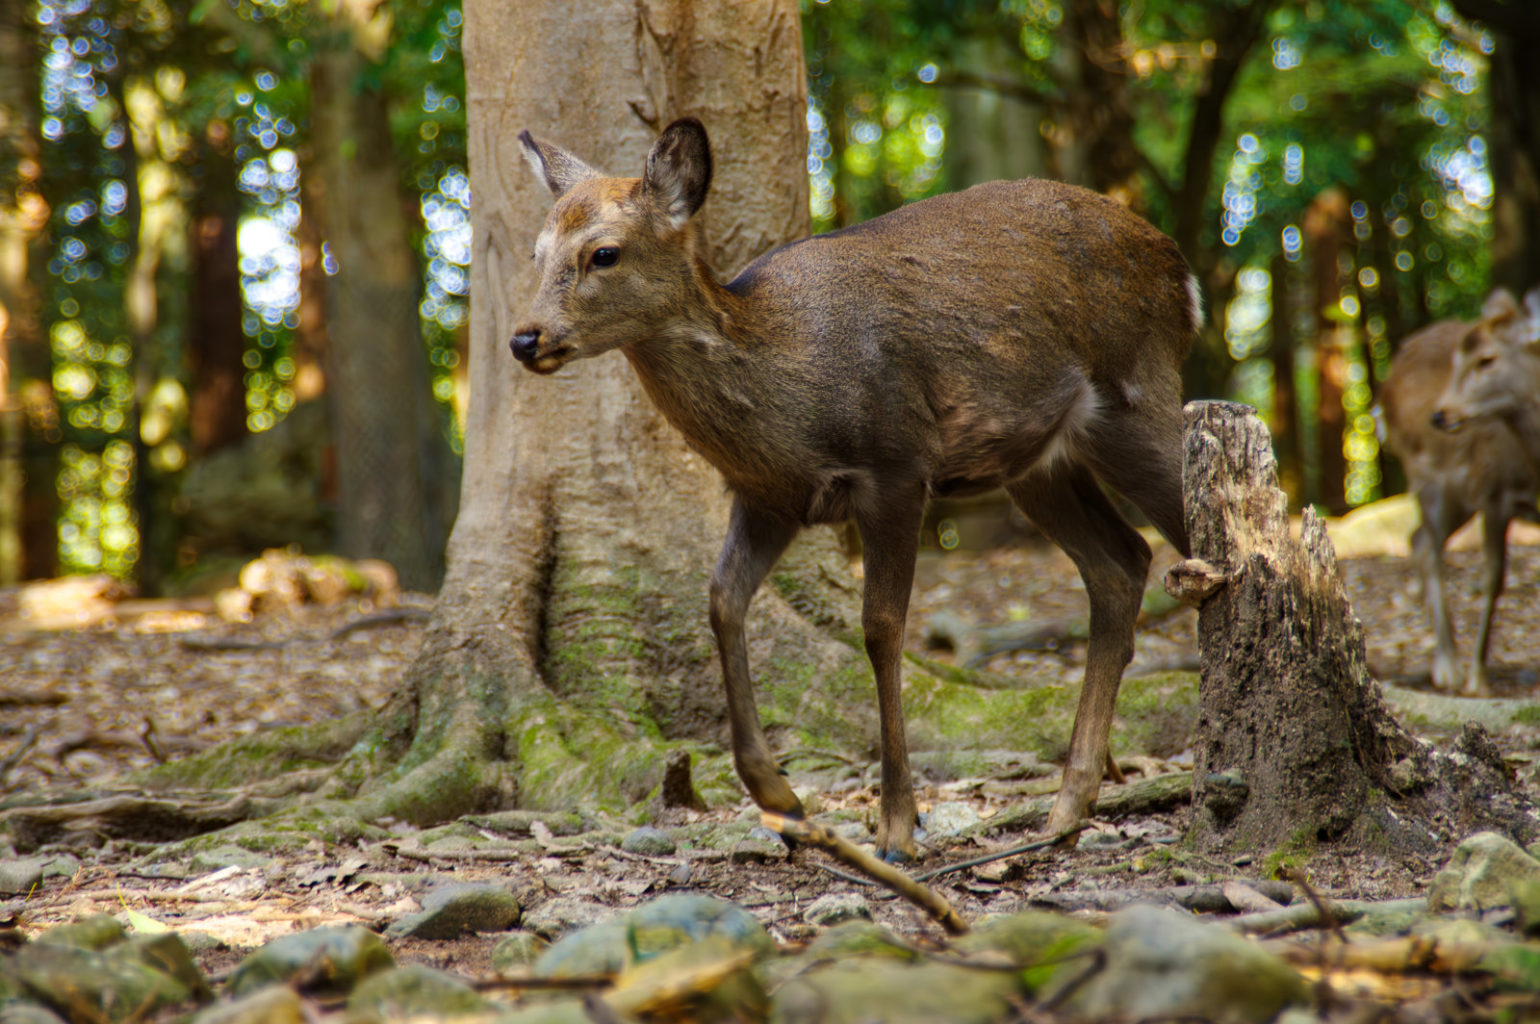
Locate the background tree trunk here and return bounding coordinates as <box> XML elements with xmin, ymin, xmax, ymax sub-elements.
<box><xmin>306</xmin><ymin>7</ymin><xmax>453</xmax><ymax>592</ymax></box>
<box><xmin>336</xmin><ymin>0</ymin><xmax>865</xmax><ymax>824</ymax></box>
<box><xmin>0</xmin><ymin>2</ymin><xmax>56</xmax><ymax>583</ymax></box>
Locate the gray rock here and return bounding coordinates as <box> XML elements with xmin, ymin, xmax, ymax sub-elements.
<box><xmin>189</xmin><ymin>846</ymin><xmax>272</xmax><ymax>873</ymax></box>
<box><xmin>5</xmin><ymin>939</ymin><xmax>191</xmax><ymax>1020</ymax></box>
<box><xmin>34</xmin><ymin>914</ymin><xmax>125</xmax><ymax>950</ymax></box>
<box><xmin>770</xmin><ymin>959</ymin><xmax>1020</xmax><ymax>1023</ymax></box>
<box><xmin>802</xmin><ymin>920</ymin><xmax>917</xmax><ymax>960</ymax></box>
<box><xmin>228</xmin><ymin>925</ymin><xmax>394</xmax><ymax>997</ymax></box>
<box><xmin>0</xmin><ymin>858</ymin><xmax>45</xmax><ymax>897</ymax></box>
<box><xmin>919</xmin><ymin>801</ymin><xmax>980</xmax><ymax>838</ymax></box>
<box><xmin>535</xmin><ymin>894</ymin><xmax>772</xmax><ymax>978</ymax></box>
<box><xmin>188</xmin><ymin>985</ymin><xmax>305</xmax><ymax>1024</ymax></box>
<box><xmin>621</xmin><ymin>826</ymin><xmax>677</xmax><ymax>857</ymax></box>
<box><xmin>0</xmin><ymin>1004</ymin><xmax>69</xmax><ymax>1024</ymax></box>
<box><xmin>521</xmin><ymin>896</ymin><xmax>612</xmax><ymax>940</ymax></box>
<box><xmin>1068</xmin><ymin>905</ymin><xmax>1307</xmax><ymax>1023</ymax></box>
<box><xmin>730</xmin><ymin>826</ymin><xmax>789</xmax><ymax>864</ymax></box>
<box><xmin>385</xmin><ymin>883</ymin><xmax>521</xmax><ymax>940</ymax></box>
<box><xmin>491</xmin><ymin>931</ymin><xmax>550</xmax><ymax>972</ymax></box>
<box><xmin>347</xmin><ymin>963</ymin><xmax>488</xmax><ymax>1016</ymax></box>
<box><xmin>1429</xmin><ymin>830</ymin><xmax>1540</xmax><ymax>913</ymax></box>
<box><xmin>37</xmin><ymin>853</ymin><xmax>80</xmax><ymax>880</ymax></box>
<box><xmin>803</xmin><ymin>893</ymin><xmax>872</xmax><ymax>927</ymax></box>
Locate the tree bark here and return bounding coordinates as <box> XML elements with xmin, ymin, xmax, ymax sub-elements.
<box><xmin>334</xmin><ymin>0</ymin><xmax>860</xmax><ymax>825</ymax></box>
<box><xmin>306</xmin><ymin>8</ymin><xmax>453</xmax><ymax>591</ymax></box>
<box><xmin>1452</xmin><ymin>0</ymin><xmax>1540</xmax><ymax>294</ymax></box>
<box><xmin>1169</xmin><ymin>402</ymin><xmax>1531</xmax><ymax>856</ymax></box>
<box><xmin>0</xmin><ymin>2</ymin><xmax>56</xmax><ymax>582</ymax></box>
<box><xmin>186</xmin><ymin>130</ymin><xmax>248</xmax><ymax>458</ymax></box>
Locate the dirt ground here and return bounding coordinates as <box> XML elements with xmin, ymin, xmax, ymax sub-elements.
<box><xmin>2</xmin><ymin>530</ymin><xmax>1539</xmax><ymax>982</ymax></box>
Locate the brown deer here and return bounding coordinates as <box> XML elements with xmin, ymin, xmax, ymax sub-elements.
<box><xmin>1381</xmin><ymin>288</ymin><xmax>1540</xmax><ymax>695</ymax></box>
<box><xmin>512</xmin><ymin>118</ymin><xmax>1197</xmax><ymax>860</ymax></box>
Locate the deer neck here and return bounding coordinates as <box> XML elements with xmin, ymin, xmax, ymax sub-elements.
<box><xmin>621</xmin><ymin>257</ymin><xmax>781</xmax><ymax>468</ymax></box>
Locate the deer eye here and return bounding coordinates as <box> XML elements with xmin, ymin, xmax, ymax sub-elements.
<box><xmin>591</xmin><ymin>247</ymin><xmax>619</xmax><ymax>269</ymax></box>
<box><xmin>1477</xmin><ymin>354</ymin><xmax>1498</xmax><ymax>369</ymax></box>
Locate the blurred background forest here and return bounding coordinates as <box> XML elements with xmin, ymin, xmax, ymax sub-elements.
<box><xmin>0</xmin><ymin>0</ymin><xmax>1533</xmax><ymax>596</ymax></box>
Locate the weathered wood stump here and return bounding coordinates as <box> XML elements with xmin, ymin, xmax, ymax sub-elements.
<box><xmin>1166</xmin><ymin>401</ymin><xmax>1531</xmax><ymax>856</ymax></box>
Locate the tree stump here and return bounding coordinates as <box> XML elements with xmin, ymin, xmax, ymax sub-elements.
<box><xmin>1166</xmin><ymin>401</ymin><xmax>1529</xmax><ymax>856</ymax></box>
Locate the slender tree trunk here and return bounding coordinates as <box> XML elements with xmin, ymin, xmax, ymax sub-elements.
<box><xmin>1268</xmin><ymin>252</ymin><xmax>1300</xmax><ymax>498</ymax></box>
<box><xmin>0</xmin><ymin>2</ymin><xmax>56</xmax><ymax>582</ymax></box>
<box><xmin>941</xmin><ymin>36</ymin><xmax>1045</xmax><ymax>187</ymax></box>
<box><xmin>1305</xmin><ymin>188</ymin><xmax>1350</xmax><ymax>513</ymax></box>
<box><xmin>187</xmin><ymin>129</ymin><xmax>248</xmax><ymax>458</ymax></box>
<box><xmin>1457</xmin><ymin>3</ymin><xmax>1540</xmax><ymax>293</ymax></box>
<box><xmin>306</xmin><ymin>13</ymin><xmax>451</xmax><ymax>591</ymax></box>
<box><xmin>335</xmin><ymin>0</ymin><xmax>859</xmax><ymax>825</ymax></box>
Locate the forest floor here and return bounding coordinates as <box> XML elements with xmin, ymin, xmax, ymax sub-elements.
<box><xmin>2</xmin><ymin>511</ymin><xmax>1540</xmax><ymax>1009</ymax></box>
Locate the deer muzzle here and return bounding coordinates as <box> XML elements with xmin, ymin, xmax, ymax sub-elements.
<box><xmin>509</xmin><ymin>328</ymin><xmax>570</xmax><ymax>374</ymax></box>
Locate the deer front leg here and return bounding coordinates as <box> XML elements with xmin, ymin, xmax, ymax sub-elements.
<box><xmin>709</xmin><ymin>498</ymin><xmax>803</xmax><ymax>819</ymax></box>
<box><xmin>1466</xmin><ymin>508</ymin><xmax>1509</xmax><ymax>696</ymax></box>
<box><xmin>855</xmin><ymin>492</ymin><xmax>925</xmax><ymax>862</ymax></box>
<box><xmin>1411</xmin><ymin>488</ymin><xmax>1461</xmax><ymax>691</ymax></box>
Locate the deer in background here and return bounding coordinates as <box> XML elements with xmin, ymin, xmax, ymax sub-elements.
<box><xmin>1380</xmin><ymin>288</ymin><xmax>1540</xmax><ymax>696</ymax></box>
<box><xmin>512</xmin><ymin>118</ymin><xmax>1197</xmax><ymax>861</ymax></box>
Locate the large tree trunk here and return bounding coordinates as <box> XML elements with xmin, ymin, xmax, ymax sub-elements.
<box><xmin>306</xmin><ymin>8</ymin><xmax>453</xmax><ymax>592</ymax></box>
<box><xmin>0</xmin><ymin>3</ymin><xmax>56</xmax><ymax>583</ymax></box>
<box><xmin>334</xmin><ymin>0</ymin><xmax>859</xmax><ymax>824</ymax></box>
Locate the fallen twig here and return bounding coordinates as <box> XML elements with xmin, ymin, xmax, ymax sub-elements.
<box><xmin>0</xmin><ymin>725</ymin><xmax>41</xmax><ymax>784</ymax></box>
<box><xmin>1227</xmin><ymin>896</ymin><xmax>1426</xmax><ymax>936</ymax></box>
<box><xmin>383</xmin><ymin>844</ymin><xmax>540</xmax><ymax>864</ymax></box>
<box><xmin>763</xmin><ymin>812</ymin><xmax>968</xmax><ymax>935</ymax></box>
<box><xmin>913</xmin><ymin>822</ymin><xmax>1089</xmax><ymax>883</ymax></box>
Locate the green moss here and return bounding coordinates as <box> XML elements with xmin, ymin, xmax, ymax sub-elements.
<box><xmin>1263</xmin><ymin>828</ymin><xmax>1318</xmax><ymax>876</ymax></box>
<box><xmin>133</xmin><ymin>713</ymin><xmax>371</xmax><ymax>792</ymax></box>
<box><xmin>1514</xmin><ymin>705</ymin><xmax>1540</xmax><ymax>726</ymax></box>
<box><xmin>506</xmin><ymin>693</ymin><xmax>666</xmax><ymax>812</ymax></box>
<box><xmin>1112</xmin><ymin>671</ymin><xmax>1200</xmax><ymax>759</ymax></box>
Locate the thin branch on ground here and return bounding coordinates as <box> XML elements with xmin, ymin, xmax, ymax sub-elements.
<box><xmin>913</xmin><ymin>822</ymin><xmax>1090</xmax><ymax>883</ymax></box>
<box><xmin>763</xmin><ymin>812</ymin><xmax>969</xmax><ymax>935</ymax></box>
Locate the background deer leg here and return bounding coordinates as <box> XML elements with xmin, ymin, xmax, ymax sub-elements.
<box><xmin>709</xmin><ymin>498</ymin><xmax>802</xmax><ymax>818</ymax></box>
<box><xmin>1008</xmin><ymin>467</ymin><xmax>1151</xmax><ymax>835</ymax></box>
<box><xmin>855</xmin><ymin>490</ymin><xmax>926</xmax><ymax>861</ymax></box>
<box><xmin>1411</xmin><ymin>485</ymin><xmax>1464</xmax><ymax>691</ymax></box>
<box><xmin>1467</xmin><ymin>506</ymin><xmax>1509</xmax><ymax>696</ymax></box>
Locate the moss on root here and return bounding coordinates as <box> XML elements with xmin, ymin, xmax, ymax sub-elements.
<box><xmin>133</xmin><ymin>713</ymin><xmax>373</xmax><ymax>792</ymax></box>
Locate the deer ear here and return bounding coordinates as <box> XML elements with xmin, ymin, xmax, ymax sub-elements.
<box><xmin>1523</xmin><ymin>287</ymin><xmax>1540</xmax><ymax>343</ymax></box>
<box><xmin>1481</xmin><ymin>287</ymin><xmax>1520</xmax><ymax>323</ymax></box>
<box><xmin>643</xmin><ymin>118</ymin><xmax>712</xmax><ymax>229</ymax></box>
<box><xmin>518</xmin><ymin>130</ymin><xmax>602</xmax><ymax>198</ymax></box>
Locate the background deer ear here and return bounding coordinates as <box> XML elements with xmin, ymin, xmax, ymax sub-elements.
<box><xmin>1523</xmin><ymin>287</ymin><xmax>1540</xmax><ymax>343</ymax></box>
<box><xmin>518</xmin><ymin>130</ymin><xmax>602</xmax><ymax>198</ymax></box>
<box><xmin>643</xmin><ymin>118</ymin><xmax>712</xmax><ymax>229</ymax></box>
<box><xmin>1481</xmin><ymin>287</ymin><xmax>1520</xmax><ymax>323</ymax></box>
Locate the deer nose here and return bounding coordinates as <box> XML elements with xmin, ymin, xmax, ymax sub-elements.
<box><xmin>510</xmin><ymin>330</ymin><xmax>541</xmax><ymax>362</ymax></box>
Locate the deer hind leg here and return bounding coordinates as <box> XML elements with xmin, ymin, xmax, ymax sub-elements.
<box><xmin>1467</xmin><ymin>507</ymin><xmax>1510</xmax><ymax>696</ymax></box>
<box><xmin>709</xmin><ymin>498</ymin><xmax>803</xmax><ymax>820</ymax></box>
<box><xmin>854</xmin><ymin>487</ymin><xmax>926</xmax><ymax>862</ymax></box>
<box><xmin>1007</xmin><ymin>465</ymin><xmax>1152</xmax><ymax>836</ymax></box>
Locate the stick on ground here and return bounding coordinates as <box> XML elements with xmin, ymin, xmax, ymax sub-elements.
<box><xmin>763</xmin><ymin>812</ymin><xmax>969</xmax><ymax>935</ymax></box>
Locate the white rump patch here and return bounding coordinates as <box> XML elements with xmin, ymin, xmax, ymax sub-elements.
<box><xmin>1035</xmin><ymin>381</ymin><xmax>1102</xmax><ymax>474</ymax></box>
<box><xmin>1186</xmin><ymin>275</ymin><xmax>1205</xmax><ymax>334</ymax></box>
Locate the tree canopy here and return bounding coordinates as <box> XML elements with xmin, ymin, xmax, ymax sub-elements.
<box><xmin>0</xmin><ymin>0</ymin><xmax>1522</xmax><ymax>589</ymax></box>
